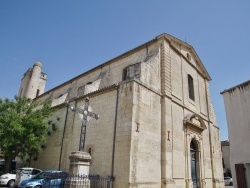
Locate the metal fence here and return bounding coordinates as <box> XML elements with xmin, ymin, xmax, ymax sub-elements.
<box><xmin>43</xmin><ymin>173</ymin><xmax>115</xmax><ymax>188</ymax></box>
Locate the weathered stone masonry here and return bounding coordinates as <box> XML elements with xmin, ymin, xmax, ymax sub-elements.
<box><xmin>20</xmin><ymin>33</ymin><xmax>224</xmax><ymax>188</ymax></box>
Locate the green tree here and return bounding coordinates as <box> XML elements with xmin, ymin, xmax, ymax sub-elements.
<box><xmin>0</xmin><ymin>96</ymin><xmax>55</xmax><ymax>173</ymax></box>
<box><xmin>226</xmin><ymin>168</ymin><xmax>232</xmax><ymax>177</ymax></box>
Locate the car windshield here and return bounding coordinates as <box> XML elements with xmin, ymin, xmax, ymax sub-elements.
<box><xmin>33</xmin><ymin>172</ymin><xmax>44</xmax><ymax>179</ymax></box>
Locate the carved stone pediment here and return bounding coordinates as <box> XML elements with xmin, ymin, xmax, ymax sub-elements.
<box><xmin>183</xmin><ymin>114</ymin><xmax>207</xmax><ymax>133</ymax></box>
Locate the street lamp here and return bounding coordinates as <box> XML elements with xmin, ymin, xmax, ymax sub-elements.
<box><xmin>70</xmin><ymin>97</ymin><xmax>100</xmax><ymax>151</ymax></box>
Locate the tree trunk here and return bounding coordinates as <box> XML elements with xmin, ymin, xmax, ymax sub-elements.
<box><xmin>4</xmin><ymin>156</ymin><xmax>12</xmax><ymax>173</ymax></box>
<box><xmin>29</xmin><ymin>155</ymin><xmax>32</xmax><ymax>167</ymax></box>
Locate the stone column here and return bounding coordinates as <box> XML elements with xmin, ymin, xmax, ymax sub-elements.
<box><xmin>65</xmin><ymin>151</ymin><xmax>91</xmax><ymax>188</ymax></box>
<box><xmin>186</xmin><ymin>134</ymin><xmax>193</xmax><ymax>188</ymax></box>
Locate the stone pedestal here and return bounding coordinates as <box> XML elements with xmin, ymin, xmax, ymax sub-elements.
<box><xmin>68</xmin><ymin>151</ymin><xmax>91</xmax><ymax>175</ymax></box>
<box><xmin>65</xmin><ymin>151</ymin><xmax>91</xmax><ymax>188</ymax></box>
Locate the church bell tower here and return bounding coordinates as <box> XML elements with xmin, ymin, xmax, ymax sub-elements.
<box><xmin>18</xmin><ymin>62</ymin><xmax>47</xmax><ymax>99</ymax></box>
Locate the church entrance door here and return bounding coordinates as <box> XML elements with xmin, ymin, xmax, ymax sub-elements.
<box><xmin>190</xmin><ymin>140</ymin><xmax>197</xmax><ymax>188</ymax></box>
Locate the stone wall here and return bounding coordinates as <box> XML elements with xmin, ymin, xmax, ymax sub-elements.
<box><xmin>222</xmin><ymin>80</ymin><xmax>250</xmax><ymax>188</ymax></box>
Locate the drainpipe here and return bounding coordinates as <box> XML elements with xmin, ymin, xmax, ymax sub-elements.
<box><xmin>111</xmin><ymin>84</ymin><xmax>119</xmax><ymax>182</ymax></box>
<box><xmin>58</xmin><ymin>102</ymin><xmax>69</xmax><ymax>170</ymax></box>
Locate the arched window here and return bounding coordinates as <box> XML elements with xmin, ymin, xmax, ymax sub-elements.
<box><xmin>188</xmin><ymin>74</ymin><xmax>195</xmax><ymax>101</ymax></box>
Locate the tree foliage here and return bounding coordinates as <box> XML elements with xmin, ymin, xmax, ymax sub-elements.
<box><xmin>226</xmin><ymin>168</ymin><xmax>232</xmax><ymax>178</ymax></box>
<box><xmin>0</xmin><ymin>96</ymin><xmax>55</xmax><ymax>172</ymax></box>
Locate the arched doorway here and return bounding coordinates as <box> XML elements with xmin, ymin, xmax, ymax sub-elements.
<box><xmin>184</xmin><ymin>114</ymin><xmax>205</xmax><ymax>188</ymax></box>
<box><xmin>190</xmin><ymin>140</ymin><xmax>198</xmax><ymax>188</ymax></box>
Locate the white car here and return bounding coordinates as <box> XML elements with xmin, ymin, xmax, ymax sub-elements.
<box><xmin>224</xmin><ymin>176</ymin><xmax>233</xmax><ymax>186</ymax></box>
<box><xmin>0</xmin><ymin>171</ymin><xmax>16</xmax><ymax>187</ymax></box>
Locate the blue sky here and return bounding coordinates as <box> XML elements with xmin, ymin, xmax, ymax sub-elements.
<box><xmin>0</xmin><ymin>1</ymin><xmax>249</xmax><ymax>141</ymax></box>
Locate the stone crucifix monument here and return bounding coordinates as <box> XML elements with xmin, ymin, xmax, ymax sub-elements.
<box><xmin>66</xmin><ymin>97</ymin><xmax>100</xmax><ymax>187</ymax></box>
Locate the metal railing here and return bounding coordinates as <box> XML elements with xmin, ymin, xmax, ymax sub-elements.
<box><xmin>43</xmin><ymin>173</ymin><xmax>115</xmax><ymax>188</ymax></box>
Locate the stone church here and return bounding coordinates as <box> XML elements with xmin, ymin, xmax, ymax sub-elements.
<box><xmin>18</xmin><ymin>33</ymin><xmax>224</xmax><ymax>188</ymax></box>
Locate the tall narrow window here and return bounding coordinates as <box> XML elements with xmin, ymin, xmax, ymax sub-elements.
<box><xmin>36</xmin><ymin>89</ymin><xmax>40</xmax><ymax>97</ymax></box>
<box><xmin>123</xmin><ymin>68</ymin><xmax>128</xmax><ymax>81</ymax></box>
<box><xmin>20</xmin><ymin>88</ymin><xmax>23</xmax><ymax>97</ymax></box>
<box><xmin>188</xmin><ymin>74</ymin><xmax>195</xmax><ymax>101</ymax></box>
<box><xmin>190</xmin><ymin>140</ymin><xmax>198</xmax><ymax>188</ymax></box>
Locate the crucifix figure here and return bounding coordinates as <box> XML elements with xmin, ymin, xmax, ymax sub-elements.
<box><xmin>70</xmin><ymin>97</ymin><xmax>100</xmax><ymax>151</ymax></box>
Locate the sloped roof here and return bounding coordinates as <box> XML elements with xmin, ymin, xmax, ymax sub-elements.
<box><xmin>38</xmin><ymin>33</ymin><xmax>212</xmax><ymax>98</ymax></box>
<box><xmin>221</xmin><ymin>140</ymin><xmax>230</xmax><ymax>146</ymax></box>
<box><xmin>220</xmin><ymin>79</ymin><xmax>250</xmax><ymax>94</ymax></box>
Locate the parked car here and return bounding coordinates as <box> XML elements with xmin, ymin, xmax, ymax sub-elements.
<box><xmin>0</xmin><ymin>160</ymin><xmax>17</xmax><ymax>176</ymax></box>
<box><xmin>15</xmin><ymin>167</ymin><xmax>42</xmax><ymax>187</ymax></box>
<box><xmin>19</xmin><ymin>170</ymin><xmax>69</xmax><ymax>188</ymax></box>
<box><xmin>0</xmin><ymin>170</ymin><xmax>16</xmax><ymax>187</ymax></box>
<box><xmin>224</xmin><ymin>176</ymin><xmax>233</xmax><ymax>186</ymax></box>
